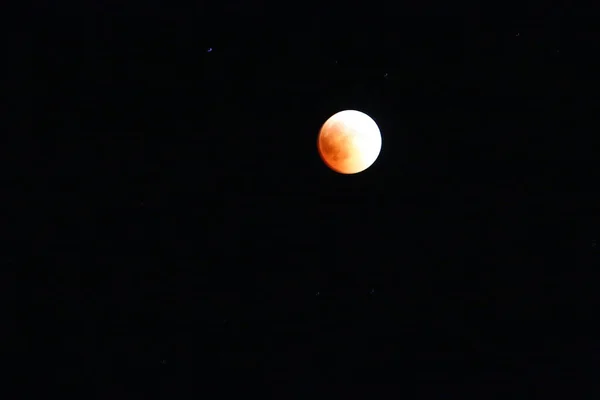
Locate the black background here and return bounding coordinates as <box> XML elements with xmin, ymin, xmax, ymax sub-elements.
<box><xmin>12</xmin><ymin>0</ymin><xmax>600</xmax><ymax>395</ymax></box>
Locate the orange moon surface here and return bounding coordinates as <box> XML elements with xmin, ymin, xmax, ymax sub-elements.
<box><xmin>317</xmin><ymin>110</ymin><xmax>382</xmax><ymax>174</ymax></box>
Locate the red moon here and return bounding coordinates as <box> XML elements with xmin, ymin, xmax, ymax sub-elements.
<box><xmin>317</xmin><ymin>110</ymin><xmax>382</xmax><ymax>174</ymax></box>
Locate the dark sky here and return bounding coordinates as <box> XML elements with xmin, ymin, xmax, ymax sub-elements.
<box><xmin>15</xmin><ymin>0</ymin><xmax>600</xmax><ymax>395</ymax></box>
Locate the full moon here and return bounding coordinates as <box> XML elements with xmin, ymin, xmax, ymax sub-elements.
<box><xmin>317</xmin><ymin>110</ymin><xmax>382</xmax><ymax>174</ymax></box>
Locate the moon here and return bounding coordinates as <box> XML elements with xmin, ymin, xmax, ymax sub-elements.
<box><xmin>317</xmin><ymin>110</ymin><xmax>382</xmax><ymax>174</ymax></box>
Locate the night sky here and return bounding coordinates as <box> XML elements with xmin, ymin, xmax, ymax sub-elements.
<box><xmin>16</xmin><ymin>0</ymin><xmax>600</xmax><ymax>395</ymax></box>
